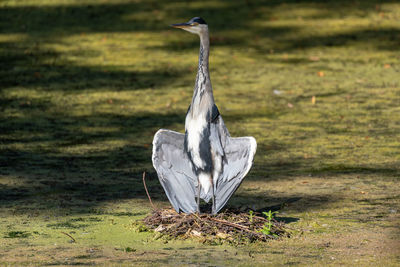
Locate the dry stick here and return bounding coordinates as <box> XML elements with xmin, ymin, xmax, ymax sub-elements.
<box><xmin>193</xmin><ymin>213</ymin><xmax>212</xmax><ymax>228</ymax></box>
<box><xmin>209</xmin><ymin>217</ymin><xmax>257</xmax><ymax>234</ymax></box>
<box><xmin>142</xmin><ymin>171</ymin><xmax>156</xmax><ymax>210</ymax></box>
<box><xmin>161</xmin><ymin>214</ymin><xmax>181</xmax><ymax>220</ymax></box>
<box><xmin>253</xmin><ymin>215</ymin><xmax>270</xmax><ymax>221</ymax></box>
<box><xmin>193</xmin><ymin>219</ymin><xmax>201</xmax><ymax>229</ymax></box>
<box><xmin>61</xmin><ymin>232</ymin><xmax>76</xmax><ymax>243</ymax></box>
<box><xmin>170</xmin><ymin>214</ymin><xmax>187</xmax><ymax>230</ymax></box>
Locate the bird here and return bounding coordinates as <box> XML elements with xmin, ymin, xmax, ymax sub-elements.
<box><xmin>152</xmin><ymin>17</ymin><xmax>257</xmax><ymax>214</ymax></box>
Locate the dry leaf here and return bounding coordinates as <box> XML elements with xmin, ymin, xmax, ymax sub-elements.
<box><xmin>154</xmin><ymin>225</ymin><xmax>165</xmax><ymax>232</ymax></box>
<box><xmin>191</xmin><ymin>230</ymin><xmax>202</xmax><ymax>237</ymax></box>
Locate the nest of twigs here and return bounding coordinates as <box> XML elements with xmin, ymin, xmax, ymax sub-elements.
<box><xmin>142</xmin><ymin>208</ymin><xmax>289</xmax><ymax>244</ymax></box>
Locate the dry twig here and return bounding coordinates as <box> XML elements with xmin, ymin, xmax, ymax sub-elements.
<box><xmin>142</xmin><ymin>171</ymin><xmax>156</xmax><ymax>210</ymax></box>
<box><xmin>61</xmin><ymin>232</ymin><xmax>76</xmax><ymax>243</ymax></box>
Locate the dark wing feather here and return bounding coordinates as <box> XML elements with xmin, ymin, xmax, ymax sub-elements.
<box><xmin>152</xmin><ymin>129</ymin><xmax>197</xmax><ymax>213</ymax></box>
<box><xmin>215</xmin><ymin>136</ymin><xmax>257</xmax><ymax>213</ymax></box>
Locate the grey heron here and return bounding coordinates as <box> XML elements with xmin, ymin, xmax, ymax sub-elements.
<box><xmin>152</xmin><ymin>17</ymin><xmax>257</xmax><ymax>214</ymax></box>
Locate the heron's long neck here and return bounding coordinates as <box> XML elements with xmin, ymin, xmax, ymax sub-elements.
<box><xmin>191</xmin><ymin>31</ymin><xmax>212</xmax><ymax>108</ymax></box>
<box><xmin>198</xmin><ymin>32</ymin><xmax>210</xmax><ymax>77</ymax></box>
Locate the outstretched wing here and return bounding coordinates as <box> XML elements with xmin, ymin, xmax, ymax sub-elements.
<box><xmin>215</xmin><ymin>136</ymin><xmax>257</xmax><ymax>213</ymax></box>
<box><xmin>152</xmin><ymin>129</ymin><xmax>197</xmax><ymax>213</ymax></box>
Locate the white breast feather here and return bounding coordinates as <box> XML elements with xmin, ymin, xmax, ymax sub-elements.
<box><xmin>198</xmin><ymin>172</ymin><xmax>212</xmax><ymax>195</ymax></box>
<box><xmin>185</xmin><ymin>113</ymin><xmax>207</xmax><ymax>169</ymax></box>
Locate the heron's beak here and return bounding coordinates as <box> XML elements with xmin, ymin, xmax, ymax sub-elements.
<box><xmin>170</xmin><ymin>22</ymin><xmax>191</xmax><ymax>29</ymax></box>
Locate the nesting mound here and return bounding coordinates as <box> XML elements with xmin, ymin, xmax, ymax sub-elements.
<box><xmin>143</xmin><ymin>208</ymin><xmax>289</xmax><ymax>244</ymax></box>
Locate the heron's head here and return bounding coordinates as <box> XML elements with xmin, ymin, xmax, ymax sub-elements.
<box><xmin>171</xmin><ymin>17</ymin><xmax>208</xmax><ymax>35</ymax></box>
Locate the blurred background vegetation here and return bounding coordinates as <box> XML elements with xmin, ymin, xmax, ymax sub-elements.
<box><xmin>0</xmin><ymin>0</ymin><xmax>399</xmax><ymax>265</ymax></box>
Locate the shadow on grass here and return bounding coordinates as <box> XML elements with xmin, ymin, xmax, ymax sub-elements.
<box><xmin>0</xmin><ymin>111</ymin><xmax>184</xmax><ymax>212</ymax></box>
<box><xmin>1</xmin><ymin>0</ymin><xmax>391</xmax><ymax>35</ymax></box>
<box><xmin>158</xmin><ymin>25</ymin><xmax>400</xmax><ymax>55</ymax></box>
<box><xmin>0</xmin><ymin>40</ymin><xmax>184</xmax><ymax>92</ymax></box>
<box><xmin>280</xmin><ymin>28</ymin><xmax>400</xmax><ymax>51</ymax></box>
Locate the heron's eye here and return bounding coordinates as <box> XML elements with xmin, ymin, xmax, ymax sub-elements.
<box><xmin>190</xmin><ymin>22</ymin><xmax>199</xmax><ymax>26</ymax></box>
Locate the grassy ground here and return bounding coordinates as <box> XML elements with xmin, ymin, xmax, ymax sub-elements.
<box><xmin>1</xmin><ymin>0</ymin><xmax>399</xmax><ymax>265</ymax></box>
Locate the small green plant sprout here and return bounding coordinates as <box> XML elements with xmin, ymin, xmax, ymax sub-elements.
<box><xmin>263</xmin><ymin>210</ymin><xmax>278</xmax><ymax>221</ymax></box>
<box><xmin>248</xmin><ymin>210</ymin><xmax>254</xmax><ymax>222</ymax></box>
<box><xmin>258</xmin><ymin>210</ymin><xmax>279</xmax><ymax>237</ymax></box>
